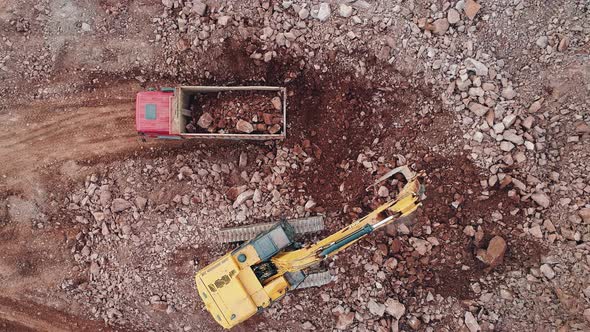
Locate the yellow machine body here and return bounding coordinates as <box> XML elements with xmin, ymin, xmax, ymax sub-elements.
<box><xmin>196</xmin><ymin>168</ymin><xmax>425</xmax><ymax>329</ymax></box>
<box><xmin>195</xmin><ymin>242</ymin><xmax>291</xmax><ymax>328</ymax></box>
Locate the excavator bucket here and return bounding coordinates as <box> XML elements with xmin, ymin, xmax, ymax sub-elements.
<box><xmin>366</xmin><ymin>165</ymin><xmax>416</xmax><ymax>191</ymax></box>
<box><xmin>367</xmin><ymin>165</ymin><xmax>426</xmax><ymax>200</ymax></box>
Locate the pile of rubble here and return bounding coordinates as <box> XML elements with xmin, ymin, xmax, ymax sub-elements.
<box><xmin>405</xmin><ymin>1</ymin><xmax>590</xmax><ymax>330</ymax></box>
<box><xmin>186</xmin><ymin>91</ymin><xmax>283</xmax><ymax>135</ymax></box>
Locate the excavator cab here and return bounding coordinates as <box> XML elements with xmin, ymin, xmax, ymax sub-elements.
<box><xmin>195</xmin><ymin>221</ymin><xmax>300</xmax><ymax>328</ymax></box>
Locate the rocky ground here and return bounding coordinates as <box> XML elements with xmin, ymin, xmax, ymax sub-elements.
<box><xmin>0</xmin><ymin>0</ymin><xmax>589</xmax><ymax>331</ymax></box>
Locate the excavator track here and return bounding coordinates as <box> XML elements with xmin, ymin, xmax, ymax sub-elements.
<box><xmin>217</xmin><ymin>215</ymin><xmax>325</xmax><ymax>243</ymax></box>
<box><xmin>296</xmin><ymin>271</ymin><xmax>333</xmax><ymax>289</ymax></box>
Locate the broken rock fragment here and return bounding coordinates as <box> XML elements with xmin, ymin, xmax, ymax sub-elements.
<box><xmin>339</xmin><ymin>4</ymin><xmax>353</xmax><ymax>17</ymax></box>
<box><xmin>135</xmin><ymin>197</ymin><xmax>147</xmax><ymax>211</ymax></box>
<box><xmin>447</xmin><ymin>9</ymin><xmax>461</xmax><ymax>24</ymax></box>
<box><xmin>464</xmin><ymin>311</ymin><xmax>481</xmax><ymax>332</ymax></box>
<box><xmin>465</xmin><ymin>58</ymin><xmax>488</xmax><ymax>76</ymax></box>
<box><xmin>192</xmin><ymin>1</ymin><xmax>207</xmax><ymax>16</ymax></box>
<box><xmin>503</xmin><ymin>131</ymin><xmax>524</xmax><ymax>145</ymax></box>
<box><xmin>468</xmin><ymin>102</ymin><xmax>489</xmax><ymax>117</ymax></box>
<box><xmin>410</xmin><ymin>238</ymin><xmax>430</xmax><ymax>255</ymax></box>
<box><xmin>233</xmin><ymin>190</ymin><xmax>254</xmax><ymax>208</ymax></box>
<box><xmin>528</xmin><ymin>98</ymin><xmax>544</xmax><ymax>113</ymax></box>
<box><xmin>90</xmin><ymin>261</ymin><xmax>100</xmax><ymax>276</ymax></box>
<box><xmin>197</xmin><ymin>112</ymin><xmax>213</xmax><ymax>128</ymax></box>
<box><xmin>268</xmin><ymin>124</ymin><xmax>282</xmax><ymax>134</ymax></box>
<box><xmin>499</xmin><ymin>141</ymin><xmax>515</xmax><ymax>152</ymax></box>
<box><xmin>111</xmin><ymin>198</ymin><xmax>132</xmax><ymax>213</ymax></box>
<box><xmin>317</xmin><ymin>3</ymin><xmax>331</xmax><ymax>22</ymax></box>
<box><xmin>367</xmin><ymin>299</ymin><xmax>385</xmax><ymax>316</ymax></box>
<box><xmin>336</xmin><ymin>312</ymin><xmax>354</xmax><ymax>330</ymax></box>
<box><xmin>217</xmin><ymin>16</ymin><xmax>231</xmax><ymax>26</ymax></box>
<box><xmin>528</xmin><ymin>225</ymin><xmax>543</xmax><ymax>239</ymax></box>
<box><xmin>239</xmin><ymin>152</ymin><xmax>247</xmax><ymax>168</ymax></box>
<box><xmin>476</xmin><ymin>235</ymin><xmax>506</xmax><ymax>268</ymax></box>
<box><xmin>385</xmin><ymin>298</ymin><xmax>405</xmax><ymax>319</ymax></box>
<box><xmin>377</xmin><ymin>185</ymin><xmax>389</xmax><ymax>197</ymax></box>
<box><xmin>558</xmin><ymin>36</ymin><xmax>570</xmax><ymax>51</ymax></box>
<box><xmin>298</xmin><ymin>8</ymin><xmax>310</xmax><ymax>19</ymax></box>
<box><xmin>236</xmin><ymin>119</ymin><xmax>254</xmax><ymax>133</ymax></box>
<box><xmin>271</xmin><ymin>96</ymin><xmax>282</xmax><ymax>110</ymax></box>
<box><xmin>531</xmin><ymin>191</ymin><xmax>550</xmax><ymax>208</ymax></box>
<box><xmin>464</xmin><ymin>0</ymin><xmax>481</xmax><ymax>20</ymax></box>
<box><xmin>431</xmin><ymin>18</ymin><xmax>449</xmax><ymax>35</ymax></box>
<box><xmin>502</xmin><ymin>86</ymin><xmax>516</xmax><ymax>100</ymax></box>
<box><xmin>540</xmin><ymin>264</ymin><xmax>555</xmax><ymax>279</ymax></box>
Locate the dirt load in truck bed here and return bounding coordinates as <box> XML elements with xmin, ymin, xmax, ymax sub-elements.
<box><xmin>186</xmin><ymin>90</ymin><xmax>284</xmax><ymax>135</ymax></box>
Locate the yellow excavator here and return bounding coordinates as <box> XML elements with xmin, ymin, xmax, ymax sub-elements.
<box><xmin>195</xmin><ymin>167</ymin><xmax>426</xmax><ymax>329</ymax></box>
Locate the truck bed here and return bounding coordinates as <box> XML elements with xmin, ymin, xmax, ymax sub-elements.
<box><xmin>173</xmin><ymin>86</ymin><xmax>287</xmax><ymax>140</ymax></box>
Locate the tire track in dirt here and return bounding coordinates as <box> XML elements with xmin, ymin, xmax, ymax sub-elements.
<box><xmin>0</xmin><ymin>296</ymin><xmax>113</xmax><ymax>332</ymax></box>
<box><xmin>0</xmin><ymin>97</ymin><xmax>147</xmax><ymax>198</ymax></box>
<box><xmin>0</xmin><ymin>220</ymin><xmax>114</xmax><ymax>332</ymax></box>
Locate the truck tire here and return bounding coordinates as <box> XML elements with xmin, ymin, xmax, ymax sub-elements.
<box><xmin>217</xmin><ymin>216</ymin><xmax>325</xmax><ymax>243</ymax></box>
<box><xmin>296</xmin><ymin>270</ymin><xmax>333</xmax><ymax>289</ymax></box>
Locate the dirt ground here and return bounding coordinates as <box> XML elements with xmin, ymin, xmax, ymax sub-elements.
<box><xmin>1</xmin><ymin>0</ymin><xmax>589</xmax><ymax>331</ymax></box>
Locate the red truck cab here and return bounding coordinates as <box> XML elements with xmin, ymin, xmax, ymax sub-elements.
<box><xmin>135</xmin><ymin>90</ymin><xmax>176</xmax><ymax>139</ymax></box>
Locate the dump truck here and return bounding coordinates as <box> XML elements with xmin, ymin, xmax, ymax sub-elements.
<box><xmin>135</xmin><ymin>86</ymin><xmax>287</xmax><ymax>140</ymax></box>
<box><xmin>195</xmin><ymin>167</ymin><xmax>426</xmax><ymax>329</ymax></box>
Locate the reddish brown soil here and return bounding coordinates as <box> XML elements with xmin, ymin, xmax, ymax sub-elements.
<box><xmin>0</xmin><ymin>296</ymin><xmax>114</xmax><ymax>332</ymax></box>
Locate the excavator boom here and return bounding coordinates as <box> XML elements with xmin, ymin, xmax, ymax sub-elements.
<box><xmin>271</xmin><ymin>169</ymin><xmax>425</xmax><ymax>273</ymax></box>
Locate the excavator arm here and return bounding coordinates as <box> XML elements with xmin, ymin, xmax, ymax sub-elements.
<box><xmin>271</xmin><ymin>168</ymin><xmax>425</xmax><ymax>274</ymax></box>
